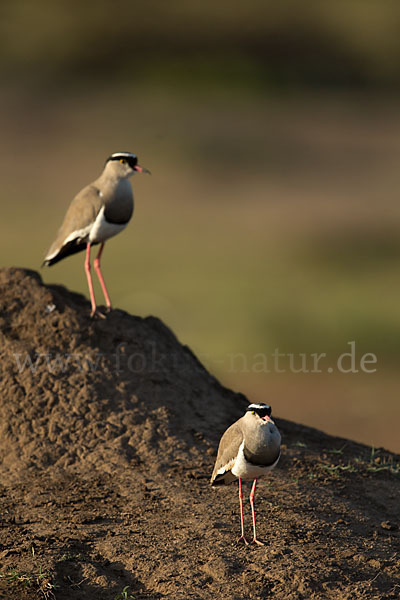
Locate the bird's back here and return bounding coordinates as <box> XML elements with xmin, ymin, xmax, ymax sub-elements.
<box><xmin>43</xmin><ymin>184</ymin><xmax>103</xmax><ymax>265</ymax></box>
<box><xmin>211</xmin><ymin>419</ymin><xmax>245</xmax><ymax>486</ymax></box>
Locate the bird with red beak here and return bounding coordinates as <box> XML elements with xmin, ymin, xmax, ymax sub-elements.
<box><xmin>211</xmin><ymin>403</ymin><xmax>281</xmax><ymax>545</ymax></box>
<box><xmin>43</xmin><ymin>152</ymin><xmax>150</xmax><ymax>317</ymax></box>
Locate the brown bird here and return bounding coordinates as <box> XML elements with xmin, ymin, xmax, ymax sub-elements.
<box><xmin>211</xmin><ymin>403</ymin><xmax>281</xmax><ymax>545</ymax></box>
<box><xmin>43</xmin><ymin>152</ymin><xmax>149</xmax><ymax>317</ymax></box>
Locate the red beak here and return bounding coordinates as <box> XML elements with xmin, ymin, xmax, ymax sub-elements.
<box><xmin>262</xmin><ymin>415</ymin><xmax>273</xmax><ymax>423</ymax></box>
<box><xmin>134</xmin><ymin>165</ymin><xmax>151</xmax><ymax>174</ymax></box>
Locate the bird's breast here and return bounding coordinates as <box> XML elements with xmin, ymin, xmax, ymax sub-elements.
<box><xmin>231</xmin><ymin>441</ymin><xmax>279</xmax><ymax>480</ymax></box>
<box><xmin>103</xmin><ymin>179</ymin><xmax>134</xmax><ymax>225</ymax></box>
<box><xmin>89</xmin><ymin>206</ymin><xmax>129</xmax><ymax>244</ymax></box>
<box><xmin>90</xmin><ymin>180</ymin><xmax>134</xmax><ymax>243</ymax></box>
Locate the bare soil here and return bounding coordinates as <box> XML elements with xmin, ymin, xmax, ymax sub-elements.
<box><xmin>0</xmin><ymin>267</ymin><xmax>399</xmax><ymax>600</ymax></box>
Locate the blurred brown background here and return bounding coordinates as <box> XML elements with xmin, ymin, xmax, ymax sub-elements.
<box><xmin>1</xmin><ymin>1</ymin><xmax>399</xmax><ymax>451</ymax></box>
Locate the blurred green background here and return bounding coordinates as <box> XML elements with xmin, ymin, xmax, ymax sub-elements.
<box><xmin>1</xmin><ymin>1</ymin><xmax>399</xmax><ymax>451</ymax></box>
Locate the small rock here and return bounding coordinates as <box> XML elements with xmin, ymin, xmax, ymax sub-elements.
<box><xmin>368</xmin><ymin>559</ymin><xmax>381</xmax><ymax>569</ymax></box>
<box><xmin>381</xmin><ymin>521</ymin><xmax>397</xmax><ymax>531</ymax></box>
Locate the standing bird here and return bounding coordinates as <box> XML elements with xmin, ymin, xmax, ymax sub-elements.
<box><xmin>43</xmin><ymin>152</ymin><xmax>149</xmax><ymax>317</ymax></box>
<box><xmin>211</xmin><ymin>403</ymin><xmax>281</xmax><ymax>545</ymax></box>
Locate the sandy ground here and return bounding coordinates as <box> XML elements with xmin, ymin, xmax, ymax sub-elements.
<box><xmin>0</xmin><ymin>268</ymin><xmax>399</xmax><ymax>600</ymax></box>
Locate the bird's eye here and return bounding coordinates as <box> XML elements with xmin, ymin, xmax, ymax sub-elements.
<box><xmin>252</xmin><ymin>411</ymin><xmax>256</xmax><ymax>415</ymax></box>
<box><xmin>120</xmin><ymin>158</ymin><xmax>127</xmax><ymax>164</ymax></box>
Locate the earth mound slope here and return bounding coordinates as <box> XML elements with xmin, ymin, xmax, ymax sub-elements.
<box><xmin>0</xmin><ymin>267</ymin><xmax>246</xmax><ymax>480</ymax></box>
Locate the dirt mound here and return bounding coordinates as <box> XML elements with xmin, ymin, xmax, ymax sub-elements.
<box><xmin>0</xmin><ymin>267</ymin><xmax>246</xmax><ymax>480</ymax></box>
<box><xmin>0</xmin><ymin>267</ymin><xmax>399</xmax><ymax>600</ymax></box>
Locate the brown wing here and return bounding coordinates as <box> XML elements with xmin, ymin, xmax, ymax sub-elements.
<box><xmin>210</xmin><ymin>419</ymin><xmax>244</xmax><ymax>486</ymax></box>
<box><xmin>43</xmin><ymin>184</ymin><xmax>103</xmax><ymax>265</ymax></box>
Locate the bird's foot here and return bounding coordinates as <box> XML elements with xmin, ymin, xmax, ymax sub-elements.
<box><xmin>251</xmin><ymin>538</ymin><xmax>265</xmax><ymax>546</ymax></box>
<box><xmin>236</xmin><ymin>535</ymin><xmax>249</xmax><ymax>545</ymax></box>
<box><xmin>90</xmin><ymin>309</ymin><xmax>107</xmax><ymax>320</ymax></box>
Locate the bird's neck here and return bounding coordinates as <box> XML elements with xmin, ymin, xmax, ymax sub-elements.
<box><xmin>96</xmin><ymin>174</ymin><xmax>133</xmax><ymax>202</ymax></box>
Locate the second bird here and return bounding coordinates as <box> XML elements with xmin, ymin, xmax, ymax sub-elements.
<box><xmin>211</xmin><ymin>403</ymin><xmax>281</xmax><ymax>545</ymax></box>
<box><xmin>43</xmin><ymin>152</ymin><xmax>149</xmax><ymax>317</ymax></box>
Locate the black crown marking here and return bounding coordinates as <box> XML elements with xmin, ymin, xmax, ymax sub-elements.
<box><xmin>107</xmin><ymin>152</ymin><xmax>138</xmax><ymax>170</ymax></box>
<box><xmin>246</xmin><ymin>403</ymin><xmax>272</xmax><ymax>418</ymax></box>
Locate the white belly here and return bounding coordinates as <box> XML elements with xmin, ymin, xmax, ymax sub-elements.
<box><xmin>89</xmin><ymin>206</ymin><xmax>128</xmax><ymax>243</ymax></box>
<box><xmin>231</xmin><ymin>441</ymin><xmax>279</xmax><ymax>480</ymax></box>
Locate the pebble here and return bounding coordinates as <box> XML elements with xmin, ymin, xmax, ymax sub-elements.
<box><xmin>381</xmin><ymin>521</ymin><xmax>397</xmax><ymax>531</ymax></box>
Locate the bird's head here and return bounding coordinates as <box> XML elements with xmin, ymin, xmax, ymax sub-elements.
<box><xmin>245</xmin><ymin>403</ymin><xmax>274</xmax><ymax>424</ymax></box>
<box><xmin>105</xmin><ymin>152</ymin><xmax>151</xmax><ymax>178</ymax></box>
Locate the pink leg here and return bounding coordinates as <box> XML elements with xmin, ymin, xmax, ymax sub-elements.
<box><xmin>237</xmin><ymin>477</ymin><xmax>248</xmax><ymax>544</ymax></box>
<box><xmin>84</xmin><ymin>243</ymin><xmax>97</xmax><ymax>317</ymax></box>
<box><xmin>249</xmin><ymin>478</ymin><xmax>264</xmax><ymax>545</ymax></box>
<box><xmin>93</xmin><ymin>242</ymin><xmax>112</xmax><ymax>311</ymax></box>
